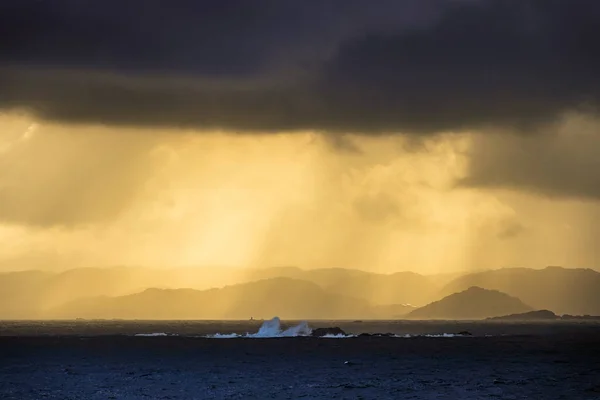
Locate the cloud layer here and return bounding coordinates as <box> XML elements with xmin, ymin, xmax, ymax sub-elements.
<box><xmin>461</xmin><ymin>113</ymin><xmax>600</xmax><ymax>200</ymax></box>
<box><xmin>1</xmin><ymin>0</ymin><xmax>598</xmax><ymax>133</ymax></box>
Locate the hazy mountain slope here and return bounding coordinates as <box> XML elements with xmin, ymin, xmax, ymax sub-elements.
<box><xmin>244</xmin><ymin>267</ymin><xmax>439</xmax><ymax>306</ymax></box>
<box><xmin>440</xmin><ymin>267</ymin><xmax>600</xmax><ymax>315</ymax></box>
<box><xmin>241</xmin><ymin>266</ymin><xmax>307</xmax><ymax>281</ymax></box>
<box><xmin>0</xmin><ymin>266</ymin><xmax>245</xmax><ymax>318</ymax></box>
<box><xmin>50</xmin><ymin>278</ymin><xmax>393</xmax><ymax>319</ymax></box>
<box><xmin>425</xmin><ymin>270</ymin><xmax>474</xmax><ymax>287</ymax></box>
<box><xmin>372</xmin><ymin>303</ymin><xmax>417</xmax><ymax>318</ymax></box>
<box><xmin>408</xmin><ymin>287</ymin><xmax>533</xmax><ymax>320</ymax></box>
<box><xmin>324</xmin><ymin>271</ymin><xmax>438</xmax><ymax>306</ymax></box>
<box><xmin>242</xmin><ymin>267</ymin><xmax>372</xmax><ymax>288</ymax></box>
<box><xmin>1</xmin><ymin>266</ymin><xmax>428</xmax><ymax>318</ymax></box>
<box><xmin>5</xmin><ymin>265</ymin><xmax>599</xmax><ymax>319</ymax></box>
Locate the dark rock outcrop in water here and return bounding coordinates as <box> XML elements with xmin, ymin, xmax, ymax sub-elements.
<box><xmin>357</xmin><ymin>333</ymin><xmax>395</xmax><ymax>337</ymax></box>
<box><xmin>487</xmin><ymin>309</ymin><xmax>558</xmax><ymax>321</ymax></box>
<box><xmin>457</xmin><ymin>331</ymin><xmax>473</xmax><ymax>336</ymax></box>
<box><xmin>311</xmin><ymin>327</ymin><xmax>347</xmax><ymax>337</ymax></box>
<box><xmin>561</xmin><ymin>314</ymin><xmax>600</xmax><ymax>320</ymax></box>
<box><xmin>408</xmin><ymin>286</ymin><xmax>532</xmax><ymax>320</ymax></box>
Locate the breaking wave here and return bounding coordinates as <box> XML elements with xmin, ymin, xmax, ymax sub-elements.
<box><xmin>132</xmin><ymin>317</ymin><xmax>476</xmax><ymax>338</ymax></box>
<box><xmin>208</xmin><ymin>317</ymin><xmax>314</xmax><ymax>338</ymax></box>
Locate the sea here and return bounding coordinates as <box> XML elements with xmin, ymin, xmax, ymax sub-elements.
<box><xmin>1</xmin><ymin>318</ymin><xmax>599</xmax><ymax>399</ymax></box>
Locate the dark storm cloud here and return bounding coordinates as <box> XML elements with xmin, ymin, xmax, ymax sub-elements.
<box><xmin>460</xmin><ymin>114</ymin><xmax>600</xmax><ymax>200</ymax></box>
<box><xmin>0</xmin><ymin>0</ymin><xmax>434</xmax><ymax>77</ymax></box>
<box><xmin>319</xmin><ymin>0</ymin><xmax>600</xmax><ymax>133</ymax></box>
<box><xmin>1</xmin><ymin>0</ymin><xmax>598</xmax><ymax>133</ymax></box>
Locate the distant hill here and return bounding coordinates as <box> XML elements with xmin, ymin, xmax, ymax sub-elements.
<box><xmin>0</xmin><ymin>266</ymin><xmax>245</xmax><ymax>318</ymax></box>
<box><xmin>243</xmin><ymin>267</ymin><xmax>439</xmax><ymax>306</ymax></box>
<box><xmin>0</xmin><ymin>266</ymin><xmax>436</xmax><ymax>318</ymax></box>
<box><xmin>408</xmin><ymin>287</ymin><xmax>533</xmax><ymax>320</ymax></box>
<box><xmin>487</xmin><ymin>310</ymin><xmax>558</xmax><ymax>321</ymax></box>
<box><xmin>4</xmin><ymin>265</ymin><xmax>599</xmax><ymax>319</ymax></box>
<box><xmin>49</xmin><ymin>278</ymin><xmax>412</xmax><ymax>320</ymax></box>
<box><xmin>372</xmin><ymin>303</ymin><xmax>417</xmax><ymax>318</ymax></box>
<box><xmin>440</xmin><ymin>267</ymin><xmax>600</xmax><ymax>315</ymax></box>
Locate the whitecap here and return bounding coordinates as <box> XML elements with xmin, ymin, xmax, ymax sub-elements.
<box><xmin>424</xmin><ymin>333</ymin><xmax>463</xmax><ymax>338</ymax></box>
<box><xmin>134</xmin><ymin>332</ymin><xmax>170</xmax><ymax>337</ymax></box>
<box><xmin>208</xmin><ymin>317</ymin><xmax>312</xmax><ymax>338</ymax></box>
<box><xmin>209</xmin><ymin>333</ymin><xmax>241</xmax><ymax>339</ymax></box>
<box><xmin>321</xmin><ymin>333</ymin><xmax>354</xmax><ymax>338</ymax></box>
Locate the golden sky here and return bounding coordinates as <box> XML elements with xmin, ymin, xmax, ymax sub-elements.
<box><xmin>2</xmin><ymin>110</ymin><xmax>598</xmax><ymax>274</ymax></box>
